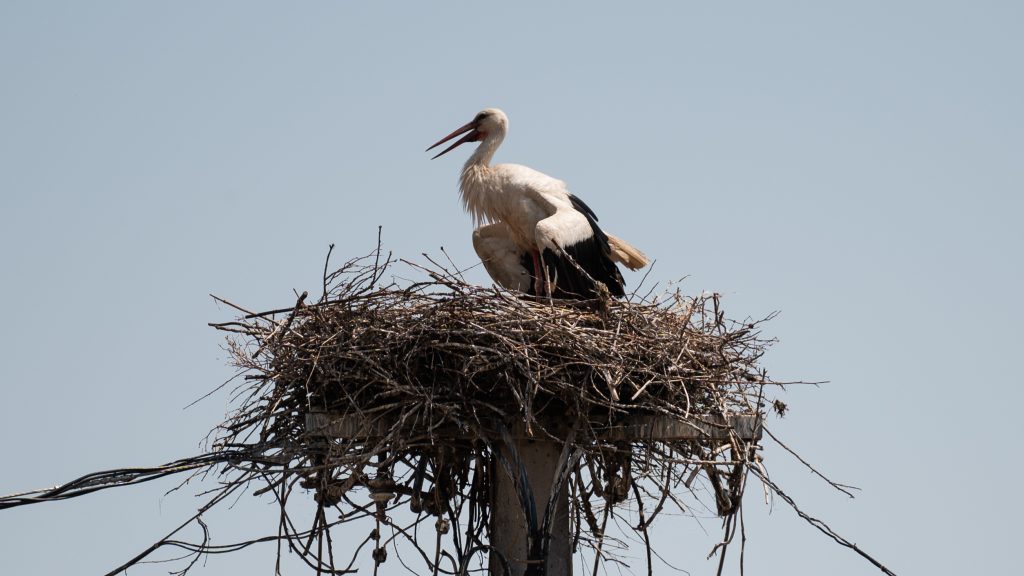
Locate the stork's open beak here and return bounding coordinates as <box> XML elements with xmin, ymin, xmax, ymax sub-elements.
<box><xmin>426</xmin><ymin>120</ymin><xmax>482</xmax><ymax>159</ymax></box>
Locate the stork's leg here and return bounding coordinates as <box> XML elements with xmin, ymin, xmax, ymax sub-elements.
<box><xmin>530</xmin><ymin>249</ymin><xmax>548</xmax><ymax>296</ymax></box>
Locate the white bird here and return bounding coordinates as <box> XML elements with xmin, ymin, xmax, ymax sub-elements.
<box><xmin>427</xmin><ymin>108</ymin><xmax>648</xmax><ymax>299</ymax></box>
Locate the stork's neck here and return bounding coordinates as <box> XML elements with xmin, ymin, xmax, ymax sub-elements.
<box><xmin>458</xmin><ymin>132</ymin><xmax>505</xmax><ymax>225</ymax></box>
<box><xmin>465</xmin><ymin>130</ymin><xmax>504</xmax><ymax>169</ymax></box>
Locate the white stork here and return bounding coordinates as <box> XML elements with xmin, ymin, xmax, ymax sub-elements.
<box><xmin>427</xmin><ymin>108</ymin><xmax>648</xmax><ymax>298</ymax></box>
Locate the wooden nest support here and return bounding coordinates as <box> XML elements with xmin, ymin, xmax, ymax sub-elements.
<box><xmin>211</xmin><ymin>246</ymin><xmax>780</xmax><ymax>576</ymax></box>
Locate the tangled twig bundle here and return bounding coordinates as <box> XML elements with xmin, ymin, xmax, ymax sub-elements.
<box><xmin>207</xmin><ymin>243</ymin><xmax>779</xmax><ymax>575</ymax></box>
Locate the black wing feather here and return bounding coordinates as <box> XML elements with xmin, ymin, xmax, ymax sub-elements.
<box><xmin>534</xmin><ymin>194</ymin><xmax>626</xmax><ymax>299</ymax></box>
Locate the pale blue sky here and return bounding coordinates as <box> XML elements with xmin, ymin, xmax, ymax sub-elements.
<box><xmin>1</xmin><ymin>2</ymin><xmax>1021</xmax><ymax>574</ymax></box>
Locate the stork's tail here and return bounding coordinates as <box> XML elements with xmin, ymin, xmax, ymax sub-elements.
<box><xmin>606</xmin><ymin>234</ymin><xmax>649</xmax><ymax>270</ymax></box>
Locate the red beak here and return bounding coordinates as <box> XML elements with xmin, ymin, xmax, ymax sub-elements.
<box><xmin>426</xmin><ymin>120</ymin><xmax>482</xmax><ymax>159</ymax></box>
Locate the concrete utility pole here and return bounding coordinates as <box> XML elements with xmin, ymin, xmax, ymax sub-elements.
<box><xmin>491</xmin><ymin>430</ymin><xmax>572</xmax><ymax>576</ymax></box>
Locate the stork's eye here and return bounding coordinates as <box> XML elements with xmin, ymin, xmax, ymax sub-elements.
<box><xmin>474</xmin><ymin>112</ymin><xmax>489</xmax><ymax>123</ymax></box>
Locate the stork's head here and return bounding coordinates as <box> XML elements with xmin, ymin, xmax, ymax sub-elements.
<box><xmin>427</xmin><ymin>108</ymin><xmax>508</xmax><ymax>159</ymax></box>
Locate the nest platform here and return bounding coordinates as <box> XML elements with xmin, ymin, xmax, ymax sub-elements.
<box><xmin>211</xmin><ymin>250</ymin><xmax>778</xmax><ymax>575</ymax></box>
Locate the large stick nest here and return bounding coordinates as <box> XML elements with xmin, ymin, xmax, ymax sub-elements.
<box><xmin>211</xmin><ymin>246</ymin><xmax>780</xmax><ymax>574</ymax></box>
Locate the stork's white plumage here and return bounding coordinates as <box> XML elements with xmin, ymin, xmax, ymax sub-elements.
<box><xmin>471</xmin><ymin>222</ymin><xmax>533</xmax><ymax>293</ymax></box>
<box><xmin>428</xmin><ymin>108</ymin><xmax>648</xmax><ymax>299</ymax></box>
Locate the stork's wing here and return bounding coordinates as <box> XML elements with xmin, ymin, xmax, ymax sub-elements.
<box><xmin>534</xmin><ymin>199</ymin><xmax>626</xmax><ymax>298</ymax></box>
